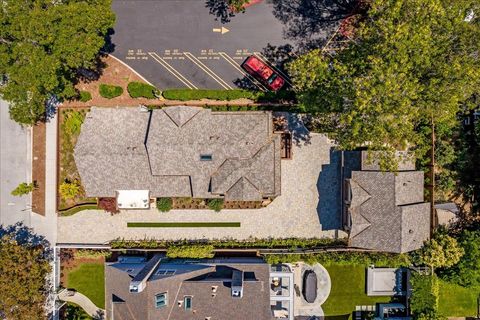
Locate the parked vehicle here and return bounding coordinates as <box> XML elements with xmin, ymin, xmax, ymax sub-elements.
<box><xmin>241</xmin><ymin>55</ymin><xmax>285</xmax><ymax>91</ymax></box>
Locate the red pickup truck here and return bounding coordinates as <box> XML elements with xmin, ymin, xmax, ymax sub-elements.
<box><xmin>241</xmin><ymin>55</ymin><xmax>285</xmax><ymax>91</ymax></box>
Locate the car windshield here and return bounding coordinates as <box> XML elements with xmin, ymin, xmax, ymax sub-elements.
<box><xmin>267</xmin><ymin>73</ymin><xmax>278</xmax><ymax>85</ymax></box>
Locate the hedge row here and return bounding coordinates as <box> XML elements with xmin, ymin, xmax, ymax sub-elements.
<box><xmin>264</xmin><ymin>251</ymin><xmax>412</xmax><ymax>267</ymax></box>
<box><xmin>110</xmin><ymin>237</ymin><xmax>347</xmax><ymax>250</ymax></box>
<box><xmin>162</xmin><ymin>89</ymin><xmax>257</xmax><ymax>101</ymax></box>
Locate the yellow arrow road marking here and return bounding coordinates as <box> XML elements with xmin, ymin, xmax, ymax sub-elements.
<box><xmin>148</xmin><ymin>52</ymin><xmax>198</xmax><ymax>89</ymax></box>
<box><xmin>218</xmin><ymin>52</ymin><xmax>267</xmax><ymax>92</ymax></box>
<box><xmin>183</xmin><ymin>52</ymin><xmax>233</xmax><ymax>90</ymax></box>
<box><xmin>212</xmin><ymin>27</ymin><xmax>230</xmax><ymax>34</ymax></box>
<box><xmin>253</xmin><ymin>52</ymin><xmax>292</xmax><ymax>86</ymax></box>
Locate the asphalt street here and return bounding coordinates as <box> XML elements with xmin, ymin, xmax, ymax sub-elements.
<box><xmin>0</xmin><ymin>99</ymin><xmax>32</xmax><ymax>227</ymax></box>
<box><xmin>111</xmin><ymin>0</ymin><xmax>292</xmax><ymax>90</ymax></box>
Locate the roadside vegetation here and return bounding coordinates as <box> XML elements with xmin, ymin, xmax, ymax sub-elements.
<box><xmin>11</xmin><ymin>182</ymin><xmax>36</xmax><ymax>196</ymax></box>
<box><xmin>127</xmin><ymin>81</ymin><xmax>160</xmax><ymax>99</ymax></box>
<box><xmin>0</xmin><ymin>0</ymin><xmax>115</xmax><ymax>125</ymax></box>
<box><xmin>99</xmin><ymin>84</ymin><xmax>123</xmax><ymax>99</ymax></box>
<box><xmin>162</xmin><ymin>89</ymin><xmax>256</xmax><ymax>101</ymax></box>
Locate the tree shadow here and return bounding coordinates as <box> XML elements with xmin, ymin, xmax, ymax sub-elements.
<box><xmin>0</xmin><ymin>222</ymin><xmax>52</xmax><ymax>260</ymax></box>
<box><xmin>271</xmin><ymin>0</ymin><xmax>360</xmax><ymax>50</ymax></box>
<box><xmin>205</xmin><ymin>0</ymin><xmax>237</xmax><ymax>24</ymax></box>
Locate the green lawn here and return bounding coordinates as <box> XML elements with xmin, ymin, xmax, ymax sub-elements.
<box><xmin>438</xmin><ymin>280</ymin><xmax>479</xmax><ymax>317</ymax></box>
<box><xmin>65</xmin><ymin>262</ymin><xmax>105</xmax><ymax>309</ymax></box>
<box><xmin>322</xmin><ymin>265</ymin><xmax>392</xmax><ymax>319</ymax></box>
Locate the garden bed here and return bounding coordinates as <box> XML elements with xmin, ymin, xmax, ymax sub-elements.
<box><xmin>32</xmin><ymin>122</ymin><xmax>46</xmax><ymax>215</ymax></box>
<box><xmin>57</xmin><ymin>108</ymin><xmax>96</xmax><ymax>212</ymax></box>
<box><xmin>171</xmin><ymin>197</ymin><xmax>264</xmax><ymax>210</ymax></box>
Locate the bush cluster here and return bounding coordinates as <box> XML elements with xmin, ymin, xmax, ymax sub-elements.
<box><xmin>166</xmin><ymin>244</ymin><xmax>215</xmax><ymax>259</ymax></box>
<box><xmin>156</xmin><ymin>197</ymin><xmax>173</xmax><ymax>212</ymax></box>
<box><xmin>99</xmin><ymin>84</ymin><xmax>123</xmax><ymax>99</ymax></box>
<box><xmin>79</xmin><ymin>91</ymin><xmax>92</xmax><ymax>102</ymax></box>
<box><xmin>127</xmin><ymin>81</ymin><xmax>160</xmax><ymax>99</ymax></box>
<box><xmin>264</xmin><ymin>251</ymin><xmax>411</xmax><ymax>267</ymax></box>
<box><xmin>162</xmin><ymin>89</ymin><xmax>257</xmax><ymax>101</ymax></box>
<box><xmin>73</xmin><ymin>249</ymin><xmax>111</xmax><ymax>259</ymax></box>
<box><xmin>207</xmin><ymin>198</ymin><xmax>224</xmax><ymax>212</ymax></box>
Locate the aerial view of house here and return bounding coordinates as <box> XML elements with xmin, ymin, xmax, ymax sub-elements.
<box><xmin>74</xmin><ymin>106</ymin><xmax>281</xmax><ymax>208</ymax></box>
<box><xmin>0</xmin><ymin>1</ymin><xmax>479</xmax><ymax>320</ymax></box>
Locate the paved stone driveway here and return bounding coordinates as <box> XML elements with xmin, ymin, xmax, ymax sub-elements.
<box><xmin>58</xmin><ymin>132</ymin><xmax>345</xmax><ymax>244</ymax></box>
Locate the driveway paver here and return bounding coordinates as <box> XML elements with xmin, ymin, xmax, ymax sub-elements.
<box><xmin>58</xmin><ymin>132</ymin><xmax>347</xmax><ymax>244</ymax></box>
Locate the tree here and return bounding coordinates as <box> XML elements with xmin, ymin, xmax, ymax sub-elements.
<box><xmin>410</xmin><ymin>273</ymin><xmax>442</xmax><ymax>320</ymax></box>
<box><xmin>288</xmin><ymin>0</ymin><xmax>480</xmax><ymax>168</ymax></box>
<box><xmin>59</xmin><ymin>180</ymin><xmax>81</xmax><ymax>200</ymax></box>
<box><xmin>440</xmin><ymin>230</ymin><xmax>480</xmax><ymax>287</ymax></box>
<box><xmin>0</xmin><ymin>0</ymin><xmax>115</xmax><ymax>125</ymax></box>
<box><xmin>11</xmin><ymin>182</ymin><xmax>35</xmax><ymax>196</ymax></box>
<box><xmin>418</xmin><ymin>234</ymin><xmax>464</xmax><ymax>272</ymax></box>
<box><xmin>0</xmin><ymin>223</ymin><xmax>51</xmax><ymax>320</ymax></box>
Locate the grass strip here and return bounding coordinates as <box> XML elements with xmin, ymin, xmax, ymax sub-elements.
<box><xmin>127</xmin><ymin>222</ymin><xmax>240</xmax><ymax>228</ymax></box>
<box><xmin>59</xmin><ymin>204</ymin><xmax>99</xmax><ymax>216</ymax></box>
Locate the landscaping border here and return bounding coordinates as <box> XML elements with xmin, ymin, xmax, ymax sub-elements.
<box><xmin>127</xmin><ymin>222</ymin><xmax>241</xmax><ymax>228</ymax></box>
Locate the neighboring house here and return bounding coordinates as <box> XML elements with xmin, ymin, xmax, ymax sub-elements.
<box><xmin>434</xmin><ymin>202</ymin><xmax>459</xmax><ymax>227</ymax></box>
<box><xmin>342</xmin><ymin>151</ymin><xmax>430</xmax><ymax>253</ymax></box>
<box><xmin>105</xmin><ymin>256</ymin><xmax>274</xmax><ymax>320</ymax></box>
<box><xmin>74</xmin><ymin>106</ymin><xmax>281</xmax><ymax>208</ymax></box>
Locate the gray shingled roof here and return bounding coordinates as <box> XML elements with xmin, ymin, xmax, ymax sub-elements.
<box><xmin>74</xmin><ymin>107</ymin><xmax>281</xmax><ymax>200</ymax></box>
<box><xmin>345</xmin><ymin>151</ymin><xmax>430</xmax><ymax>253</ymax></box>
<box><xmin>105</xmin><ymin>261</ymin><xmax>272</xmax><ymax>320</ymax></box>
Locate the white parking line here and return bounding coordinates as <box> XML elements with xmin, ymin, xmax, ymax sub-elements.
<box><xmin>148</xmin><ymin>52</ymin><xmax>198</xmax><ymax>89</ymax></box>
<box><xmin>183</xmin><ymin>52</ymin><xmax>233</xmax><ymax>90</ymax></box>
<box><xmin>219</xmin><ymin>52</ymin><xmax>268</xmax><ymax>92</ymax></box>
<box><xmin>253</xmin><ymin>52</ymin><xmax>293</xmax><ymax>86</ymax></box>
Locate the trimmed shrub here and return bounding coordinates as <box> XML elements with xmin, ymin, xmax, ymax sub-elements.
<box><xmin>59</xmin><ymin>180</ymin><xmax>81</xmax><ymax>200</ymax></box>
<box><xmin>127</xmin><ymin>81</ymin><xmax>160</xmax><ymax>99</ymax></box>
<box><xmin>166</xmin><ymin>244</ymin><xmax>215</xmax><ymax>259</ymax></box>
<box><xmin>99</xmin><ymin>84</ymin><xmax>123</xmax><ymax>99</ymax></box>
<box><xmin>207</xmin><ymin>198</ymin><xmax>224</xmax><ymax>212</ymax></box>
<box><xmin>156</xmin><ymin>197</ymin><xmax>173</xmax><ymax>212</ymax></box>
<box><xmin>73</xmin><ymin>249</ymin><xmax>111</xmax><ymax>259</ymax></box>
<box><xmin>63</xmin><ymin>110</ymin><xmax>85</xmax><ymax>136</ymax></box>
<box><xmin>162</xmin><ymin>89</ymin><xmax>256</xmax><ymax>101</ymax></box>
<box><xmin>79</xmin><ymin>91</ymin><xmax>92</xmax><ymax>102</ymax></box>
<box><xmin>98</xmin><ymin>197</ymin><xmax>119</xmax><ymax>214</ymax></box>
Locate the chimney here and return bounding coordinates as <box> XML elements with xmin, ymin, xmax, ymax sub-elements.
<box><xmin>231</xmin><ymin>270</ymin><xmax>243</xmax><ymax>298</ymax></box>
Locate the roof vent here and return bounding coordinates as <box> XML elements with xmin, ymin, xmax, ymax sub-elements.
<box><xmin>211</xmin><ymin>286</ymin><xmax>218</xmax><ymax>293</ymax></box>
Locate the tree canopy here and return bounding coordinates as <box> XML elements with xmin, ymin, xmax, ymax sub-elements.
<box><xmin>0</xmin><ymin>224</ymin><xmax>52</xmax><ymax>320</ymax></box>
<box><xmin>288</xmin><ymin>0</ymin><xmax>480</xmax><ymax>167</ymax></box>
<box><xmin>417</xmin><ymin>233</ymin><xmax>464</xmax><ymax>272</ymax></box>
<box><xmin>0</xmin><ymin>0</ymin><xmax>115</xmax><ymax>125</ymax></box>
<box><xmin>440</xmin><ymin>230</ymin><xmax>480</xmax><ymax>287</ymax></box>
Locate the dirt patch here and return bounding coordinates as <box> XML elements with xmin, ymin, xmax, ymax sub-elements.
<box><xmin>32</xmin><ymin>122</ymin><xmax>46</xmax><ymax>216</ymax></box>
<box><xmin>62</xmin><ymin>55</ymin><xmax>163</xmax><ymax>108</ymax></box>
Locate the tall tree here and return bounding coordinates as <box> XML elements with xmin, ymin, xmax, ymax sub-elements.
<box><xmin>0</xmin><ymin>224</ymin><xmax>52</xmax><ymax>320</ymax></box>
<box><xmin>288</xmin><ymin>0</ymin><xmax>480</xmax><ymax>168</ymax></box>
<box><xmin>0</xmin><ymin>0</ymin><xmax>115</xmax><ymax>125</ymax></box>
<box><xmin>417</xmin><ymin>234</ymin><xmax>464</xmax><ymax>272</ymax></box>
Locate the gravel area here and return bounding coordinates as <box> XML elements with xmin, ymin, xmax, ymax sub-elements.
<box><xmin>58</xmin><ymin>132</ymin><xmax>346</xmax><ymax>244</ymax></box>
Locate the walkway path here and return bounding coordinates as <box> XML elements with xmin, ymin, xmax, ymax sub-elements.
<box><xmin>58</xmin><ymin>131</ymin><xmax>347</xmax><ymax>244</ymax></box>
<box><xmin>58</xmin><ymin>289</ymin><xmax>104</xmax><ymax>318</ymax></box>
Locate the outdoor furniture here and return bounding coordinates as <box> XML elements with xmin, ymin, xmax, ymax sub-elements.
<box><xmin>302</xmin><ymin>270</ymin><xmax>317</xmax><ymax>303</ymax></box>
